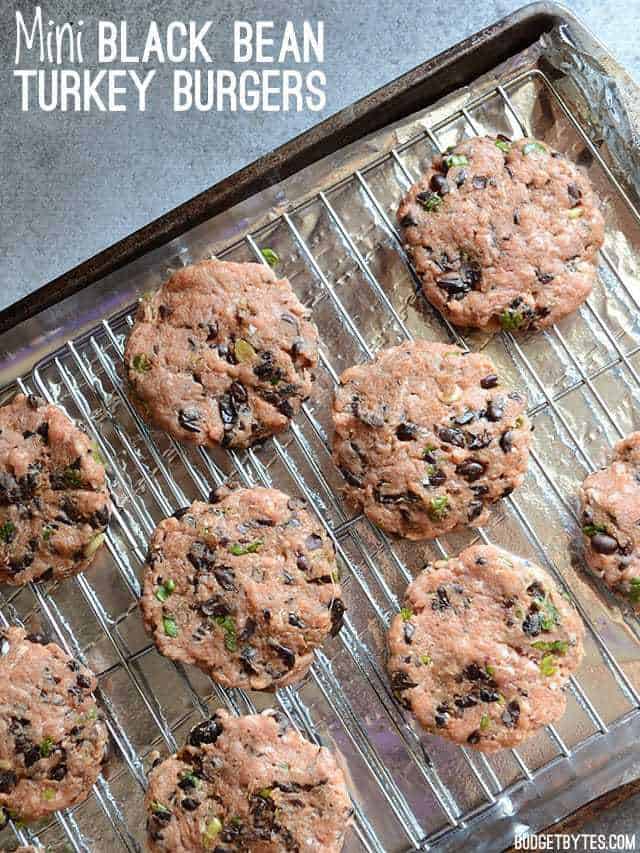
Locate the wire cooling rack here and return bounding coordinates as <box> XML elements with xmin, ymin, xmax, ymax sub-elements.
<box><xmin>3</xmin><ymin>66</ymin><xmax>640</xmax><ymax>852</ymax></box>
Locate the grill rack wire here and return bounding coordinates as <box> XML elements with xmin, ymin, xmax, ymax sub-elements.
<box><xmin>2</xmin><ymin>65</ymin><xmax>640</xmax><ymax>851</ymax></box>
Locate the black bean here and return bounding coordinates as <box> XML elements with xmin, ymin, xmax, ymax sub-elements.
<box><xmin>278</xmin><ymin>399</ymin><xmax>295</xmax><ymax>419</ymax></box>
<box><xmin>296</xmin><ymin>553</ymin><xmax>310</xmax><ymax>572</ymax></box>
<box><xmin>431</xmin><ymin>586</ymin><xmax>450</xmax><ymax>611</ymax></box>
<box><xmin>181</xmin><ymin>797</ymin><xmax>199</xmax><ymax>811</ymax></box>
<box><xmin>49</xmin><ymin>763</ymin><xmax>67</xmax><ymax>781</ymax></box>
<box><xmin>230</xmin><ymin>381</ymin><xmax>248</xmax><ymax>406</ymax></box>
<box><xmin>535</xmin><ymin>269</ymin><xmax>554</xmax><ymax>284</ymax></box>
<box><xmin>430</xmin><ymin>174</ymin><xmax>450</xmax><ymax>195</ymax></box>
<box><xmin>437</xmin><ymin>272</ymin><xmax>470</xmax><ymax>300</ymax></box>
<box><xmin>90</xmin><ymin>504</ymin><xmax>110</xmax><ymax>528</ymax></box>
<box><xmin>271</xmin><ymin>643</ymin><xmax>295</xmax><ymax>669</ymax></box>
<box><xmin>26</xmin><ymin>632</ymin><xmax>49</xmax><ymax>645</ymax></box>
<box><xmin>485</xmin><ymin>399</ymin><xmax>504</xmax><ymax>422</ymax></box>
<box><xmin>463</xmin><ymin>664</ymin><xmax>485</xmax><ymax>682</ymax></box>
<box><xmin>453</xmin><ymin>409</ymin><xmax>475</xmax><ymax>426</ymax></box>
<box><xmin>456</xmin><ymin>169</ymin><xmax>467</xmax><ymax>187</ymax></box>
<box><xmin>455</xmin><ymin>693</ymin><xmax>479</xmax><ymax>709</ymax></box>
<box><xmin>77</xmin><ymin>674</ymin><xmax>92</xmax><ymax>690</ymax></box>
<box><xmin>526</xmin><ymin>581</ymin><xmax>545</xmax><ymax>599</ymax></box>
<box><xmin>501</xmin><ymin>700</ymin><xmax>520</xmax><ymax>728</ymax></box>
<box><xmin>199</xmin><ymin>597</ymin><xmax>228</xmax><ymax>618</ymax></box>
<box><xmin>466</xmin><ymin>430</ymin><xmax>493</xmax><ymax>450</ymax></box>
<box><xmin>218</xmin><ymin>395</ymin><xmax>237</xmax><ymax>426</ymax></box>
<box><xmin>0</xmin><ymin>770</ymin><xmax>17</xmax><ymax>793</ymax></box>
<box><xmin>480</xmin><ymin>374</ymin><xmax>498</xmax><ymax>389</ymax></box>
<box><xmin>187</xmin><ymin>541</ymin><xmax>216</xmax><ymax>572</ymax></box>
<box><xmin>468</xmin><ymin>501</ymin><xmax>484</xmax><ymax>522</ymax></box>
<box><xmin>435</xmin><ymin>713</ymin><xmax>448</xmax><ymax>728</ymax></box>
<box><xmin>24</xmin><ymin>745</ymin><xmax>41</xmax><ymax>767</ymax></box>
<box><xmin>499</xmin><ymin>431</ymin><xmax>514</xmax><ymax>453</ymax></box>
<box><xmin>479</xmin><ymin>688</ymin><xmax>500</xmax><ymax>703</ymax></box>
<box><xmin>178</xmin><ymin>408</ymin><xmax>201</xmax><ymax>433</ymax></box>
<box><xmin>438</xmin><ymin>427</ymin><xmax>466</xmax><ymax>448</ymax></box>
<box><xmin>27</xmin><ymin>394</ymin><xmax>44</xmax><ymax>410</ymax></box>
<box><xmin>178</xmin><ymin>775</ymin><xmax>197</xmax><ymax>790</ymax></box>
<box><xmin>425</xmin><ymin>468</ymin><xmax>447</xmax><ymax>487</ymax></box>
<box><xmin>391</xmin><ymin>670</ymin><xmax>418</xmax><ymax>692</ymax></box>
<box><xmin>522</xmin><ymin>610</ymin><xmax>542</xmax><ymax>637</ymax></box>
<box><xmin>467</xmin><ymin>730</ymin><xmax>481</xmax><ymax>744</ymax></box>
<box><xmin>305</xmin><ymin>533</ymin><xmax>323</xmax><ymax>551</ymax></box>
<box><xmin>513</xmin><ymin>209</ymin><xmax>520</xmax><ymax>225</ymax></box>
<box><xmin>214</xmin><ymin>566</ymin><xmax>237</xmax><ymax>591</ymax></box>
<box><xmin>189</xmin><ymin>717</ymin><xmax>223</xmax><ymax>747</ymax></box>
<box><xmin>396</xmin><ymin>422</ymin><xmax>417</xmax><ymax>441</ymax></box>
<box><xmin>456</xmin><ymin>461</ymin><xmax>485</xmax><ymax>482</ymax></box>
<box><xmin>567</xmin><ymin>182</ymin><xmax>582</xmax><ymax>202</ymax></box>
<box><xmin>472</xmin><ymin>175</ymin><xmax>488</xmax><ymax>190</ymax></box>
<box><xmin>329</xmin><ymin>598</ymin><xmax>345</xmax><ymax>636</ymax></box>
<box><xmin>403</xmin><ymin>622</ymin><xmax>415</xmax><ymax>644</ymax></box>
<box><xmin>172</xmin><ymin>506</ymin><xmax>192</xmax><ymax>520</ymax></box>
<box><xmin>288</xmin><ymin>612</ymin><xmax>305</xmax><ymax>628</ymax></box>
<box><xmin>340</xmin><ymin>466</ymin><xmax>363</xmax><ymax>488</ymax></box>
<box><xmin>400</xmin><ymin>213</ymin><xmax>417</xmax><ymax>228</ymax></box>
<box><xmin>591</xmin><ymin>533</ymin><xmax>619</xmax><ymax>555</ymax></box>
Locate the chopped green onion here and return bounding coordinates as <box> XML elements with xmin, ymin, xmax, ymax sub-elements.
<box><xmin>155</xmin><ymin>578</ymin><xmax>176</xmax><ymax>603</ymax></box>
<box><xmin>163</xmin><ymin>616</ymin><xmax>178</xmax><ymax>638</ymax></box>
<box><xmin>0</xmin><ymin>521</ymin><xmax>16</xmax><ymax>544</ymax></box>
<box><xmin>39</xmin><ymin>736</ymin><xmax>55</xmax><ymax>757</ymax></box>
<box><xmin>583</xmin><ymin>523</ymin><xmax>606</xmax><ymax>537</ymax></box>
<box><xmin>400</xmin><ymin>607</ymin><xmax>413</xmax><ymax>622</ymax></box>
<box><xmin>419</xmin><ymin>654</ymin><xmax>432</xmax><ymax>666</ymax></box>
<box><xmin>261</xmin><ymin>248</ymin><xmax>280</xmax><ymax>268</ymax></box>
<box><xmin>540</xmin><ymin>598</ymin><xmax>560</xmax><ymax>632</ymax></box>
<box><xmin>480</xmin><ymin>713</ymin><xmax>491</xmax><ymax>731</ymax></box>
<box><xmin>444</xmin><ymin>153</ymin><xmax>469</xmax><ymax>168</ymax></box>
<box><xmin>234</xmin><ymin>339</ymin><xmax>256</xmax><ymax>363</ymax></box>
<box><xmin>132</xmin><ymin>353</ymin><xmax>152</xmax><ymax>373</ymax></box>
<box><xmin>522</xmin><ymin>141</ymin><xmax>546</xmax><ymax>156</ymax></box>
<box><xmin>258</xmin><ymin>787</ymin><xmax>273</xmax><ymax>799</ymax></box>
<box><xmin>181</xmin><ymin>770</ymin><xmax>200</xmax><ymax>787</ymax></box>
<box><xmin>202</xmin><ymin>816</ymin><xmax>223</xmax><ymax>848</ymax></box>
<box><xmin>228</xmin><ymin>540</ymin><xmax>262</xmax><ymax>556</ymax></box>
<box><xmin>151</xmin><ymin>801</ymin><xmax>171</xmax><ymax>816</ymax></box>
<box><xmin>499</xmin><ymin>309</ymin><xmax>523</xmax><ymax>331</ymax></box>
<box><xmin>531</xmin><ymin>639</ymin><xmax>568</xmax><ymax>654</ymax></box>
<box><xmin>495</xmin><ymin>139</ymin><xmax>511</xmax><ymax>153</ymax></box>
<box><xmin>423</xmin><ymin>444</ymin><xmax>437</xmax><ymax>458</ymax></box>
<box><xmin>63</xmin><ymin>466</ymin><xmax>82</xmax><ymax>488</ymax></box>
<box><xmin>84</xmin><ymin>532</ymin><xmax>105</xmax><ymax>559</ymax></box>
<box><xmin>428</xmin><ymin>495</ymin><xmax>449</xmax><ymax>521</ymax></box>
<box><xmin>539</xmin><ymin>654</ymin><xmax>557</xmax><ymax>677</ymax></box>
<box><xmin>90</xmin><ymin>441</ymin><xmax>106</xmax><ymax>466</ymax></box>
<box><xmin>42</xmin><ymin>526</ymin><xmax>54</xmax><ymax>541</ymax></box>
<box><xmin>568</xmin><ymin>206</ymin><xmax>584</xmax><ymax>219</ymax></box>
<box><xmin>485</xmin><ymin>665</ymin><xmax>495</xmax><ymax>677</ymax></box>
<box><xmin>628</xmin><ymin>578</ymin><xmax>640</xmax><ymax>603</ymax></box>
<box><xmin>42</xmin><ymin>788</ymin><xmax>56</xmax><ymax>801</ymax></box>
<box><xmin>418</xmin><ymin>193</ymin><xmax>443</xmax><ymax>212</ymax></box>
<box><xmin>214</xmin><ymin>615</ymin><xmax>237</xmax><ymax>652</ymax></box>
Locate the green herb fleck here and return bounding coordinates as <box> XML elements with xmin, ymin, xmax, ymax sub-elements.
<box><xmin>84</xmin><ymin>532</ymin><xmax>105</xmax><ymax>559</ymax></box>
<box><xmin>43</xmin><ymin>525</ymin><xmax>54</xmax><ymax>541</ymax></box>
<box><xmin>400</xmin><ymin>607</ymin><xmax>413</xmax><ymax>622</ymax></box>
<box><xmin>214</xmin><ymin>615</ymin><xmax>237</xmax><ymax>652</ymax></box>
<box><xmin>230</xmin><ymin>816</ymin><xmax>243</xmax><ymax>828</ymax></box>
<box><xmin>495</xmin><ymin>139</ymin><xmax>511</xmax><ymax>153</ymax></box>
<box><xmin>42</xmin><ymin>788</ymin><xmax>56</xmax><ymax>801</ymax></box>
<box><xmin>628</xmin><ymin>578</ymin><xmax>640</xmax><ymax>603</ymax></box>
<box><xmin>485</xmin><ymin>665</ymin><xmax>495</xmax><ymax>677</ymax></box>
<box><xmin>419</xmin><ymin>654</ymin><xmax>432</xmax><ymax>666</ymax></box>
<box><xmin>39</xmin><ymin>736</ymin><xmax>55</xmax><ymax>757</ymax></box>
<box><xmin>418</xmin><ymin>193</ymin><xmax>443</xmax><ymax>212</ymax></box>
<box><xmin>532</xmin><ymin>639</ymin><xmax>568</xmax><ymax>655</ymax></box>
<box><xmin>424</xmin><ymin>464</ymin><xmax>437</xmax><ymax>478</ymax></box>
<box><xmin>480</xmin><ymin>713</ymin><xmax>491</xmax><ymax>731</ymax></box>
<box><xmin>514</xmin><ymin>607</ymin><xmax>524</xmax><ymax>620</ymax></box>
<box><xmin>234</xmin><ymin>339</ymin><xmax>257</xmax><ymax>363</ymax></box>
<box><xmin>423</xmin><ymin>444</ymin><xmax>436</xmax><ymax>458</ymax></box>
<box><xmin>155</xmin><ymin>578</ymin><xmax>176</xmax><ymax>603</ymax></box>
<box><xmin>228</xmin><ymin>540</ymin><xmax>262</xmax><ymax>556</ymax></box>
<box><xmin>444</xmin><ymin>153</ymin><xmax>469</xmax><ymax>168</ymax></box>
<box><xmin>428</xmin><ymin>495</ymin><xmax>449</xmax><ymax>521</ymax></box>
<box><xmin>568</xmin><ymin>206</ymin><xmax>584</xmax><ymax>220</ymax></box>
<box><xmin>181</xmin><ymin>770</ymin><xmax>200</xmax><ymax>787</ymax></box>
<box><xmin>515</xmin><ymin>416</ymin><xmax>524</xmax><ymax>428</ymax></box>
<box><xmin>0</xmin><ymin>521</ymin><xmax>16</xmax><ymax>544</ymax></box>
<box><xmin>202</xmin><ymin>817</ymin><xmax>223</xmax><ymax>848</ymax></box>
<box><xmin>582</xmin><ymin>523</ymin><xmax>606</xmax><ymax>537</ymax></box>
<box><xmin>540</xmin><ymin>598</ymin><xmax>560</xmax><ymax>632</ymax></box>
<box><xmin>261</xmin><ymin>248</ymin><xmax>280</xmax><ymax>268</ymax></box>
<box><xmin>258</xmin><ymin>788</ymin><xmax>273</xmax><ymax>799</ymax></box>
<box><xmin>63</xmin><ymin>466</ymin><xmax>82</xmax><ymax>488</ymax></box>
<box><xmin>523</xmin><ymin>141</ymin><xmax>547</xmax><ymax>156</ymax></box>
<box><xmin>151</xmin><ymin>801</ymin><xmax>171</xmax><ymax>816</ymax></box>
<box><xmin>90</xmin><ymin>441</ymin><xmax>106</xmax><ymax>466</ymax></box>
<box><xmin>539</xmin><ymin>654</ymin><xmax>557</xmax><ymax>677</ymax></box>
<box><xmin>163</xmin><ymin>616</ymin><xmax>178</xmax><ymax>638</ymax></box>
<box><xmin>500</xmin><ymin>309</ymin><xmax>523</xmax><ymax>331</ymax></box>
<box><xmin>132</xmin><ymin>353</ymin><xmax>152</xmax><ymax>373</ymax></box>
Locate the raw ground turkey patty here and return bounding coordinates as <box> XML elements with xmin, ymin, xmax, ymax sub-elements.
<box><xmin>332</xmin><ymin>341</ymin><xmax>531</xmax><ymax>539</ymax></box>
<box><xmin>0</xmin><ymin>394</ymin><xmax>110</xmax><ymax>585</ymax></box>
<box><xmin>397</xmin><ymin>135</ymin><xmax>604</xmax><ymax>331</ymax></box>
<box><xmin>580</xmin><ymin>432</ymin><xmax>640</xmax><ymax>609</ymax></box>
<box><xmin>387</xmin><ymin>544</ymin><xmax>584</xmax><ymax>751</ymax></box>
<box><xmin>124</xmin><ymin>259</ymin><xmax>319</xmax><ymax>448</ymax></box>
<box><xmin>0</xmin><ymin>627</ymin><xmax>108</xmax><ymax>825</ymax></box>
<box><xmin>140</xmin><ymin>487</ymin><xmax>344</xmax><ymax>690</ymax></box>
<box><xmin>146</xmin><ymin>710</ymin><xmax>352</xmax><ymax>853</ymax></box>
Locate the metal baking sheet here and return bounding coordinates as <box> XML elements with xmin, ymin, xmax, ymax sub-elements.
<box><xmin>3</xmin><ymin>4</ymin><xmax>640</xmax><ymax>851</ymax></box>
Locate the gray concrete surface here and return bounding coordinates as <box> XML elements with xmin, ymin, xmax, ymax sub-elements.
<box><xmin>2</xmin><ymin>0</ymin><xmax>640</xmax><ymax>841</ymax></box>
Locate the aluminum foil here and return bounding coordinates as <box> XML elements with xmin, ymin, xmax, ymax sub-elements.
<box><xmin>3</xmin><ymin>5</ymin><xmax>640</xmax><ymax>851</ymax></box>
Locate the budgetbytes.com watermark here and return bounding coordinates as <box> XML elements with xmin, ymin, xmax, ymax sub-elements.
<box><xmin>515</xmin><ymin>834</ymin><xmax>638</xmax><ymax>851</ymax></box>
<box><xmin>12</xmin><ymin>6</ymin><xmax>327</xmax><ymax>113</ymax></box>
